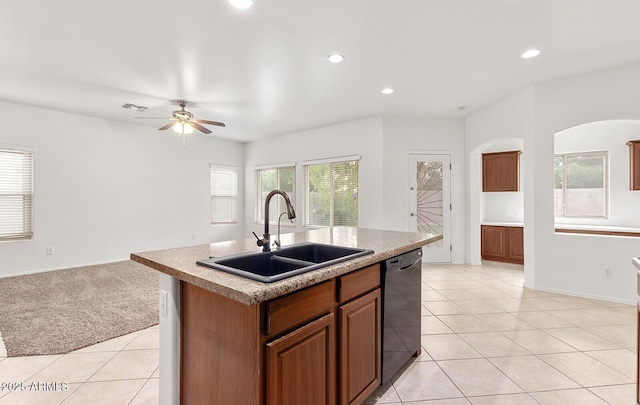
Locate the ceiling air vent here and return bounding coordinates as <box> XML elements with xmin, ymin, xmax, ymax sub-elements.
<box><xmin>122</xmin><ymin>103</ymin><xmax>148</xmax><ymax>112</ymax></box>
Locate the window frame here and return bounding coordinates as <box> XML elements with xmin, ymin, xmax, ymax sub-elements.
<box><xmin>554</xmin><ymin>150</ymin><xmax>608</xmax><ymax>219</ymax></box>
<box><xmin>0</xmin><ymin>147</ymin><xmax>34</xmax><ymax>241</ymax></box>
<box><xmin>209</xmin><ymin>165</ymin><xmax>238</xmax><ymax>225</ymax></box>
<box><xmin>255</xmin><ymin>164</ymin><xmax>296</xmax><ymax>226</ymax></box>
<box><xmin>303</xmin><ymin>155</ymin><xmax>360</xmax><ymax>228</ymax></box>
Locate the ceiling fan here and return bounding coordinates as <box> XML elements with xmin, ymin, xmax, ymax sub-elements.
<box><xmin>136</xmin><ymin>100</ymin><xmax>226</xmax><ymax>146</ymax></box>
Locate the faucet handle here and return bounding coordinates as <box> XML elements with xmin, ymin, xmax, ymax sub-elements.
<box><xmin>252</xmin><ymin>231</ymin><xmax>264</xmax><ymax>247</ymax></box>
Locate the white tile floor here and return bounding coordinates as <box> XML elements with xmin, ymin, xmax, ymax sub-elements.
<box><xmin>0</xmin><ymin>326</ymin><xmax>159</xmax><ymax>405</ymax></box>
<box><xmin>366</xmin><ymin>262</ymin><xmax>637</xmax><ymax>405</ymax></box>
<box><xmin>0</xmin><ymin>261</ymin><xmax>636</xmax><ymax>404</ymax></box>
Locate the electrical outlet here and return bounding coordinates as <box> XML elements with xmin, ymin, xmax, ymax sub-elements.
<box><xmin>160</xmin><ymin>290</ymin><xmax>168</xmax><ymax>317</ymax></box>
<box><xmin>604</xmin><ymin>268</ymin><xmax>613</xmax><ymax>278</ymax></box>
<box><xmin>46</xmin><ymin>247</ymin><xmax>54</xmax><ymax>255</ymax></box>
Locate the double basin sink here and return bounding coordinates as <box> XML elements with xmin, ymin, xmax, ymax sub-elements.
<box><xmin>197</xmin><ymin>242</ymin><xmax>374</xmax><ymax>283</ymax></box>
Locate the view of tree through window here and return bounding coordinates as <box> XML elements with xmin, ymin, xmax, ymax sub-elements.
<box><xmin>256</xmin><ymin>166</ymin><xmax>295</xmax><ymax>224</ymax></box>
<box><xmin>304</xmin><ymin>160</ymin><xmax>358</xmax><ymax>227</ymax></box>
<box><xmin>554</xmin><ymin>152</ymin><xmax>607</xmax><ymax>217</ymax></box>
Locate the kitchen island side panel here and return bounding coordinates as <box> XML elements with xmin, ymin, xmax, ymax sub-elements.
<box><xmin>181</xmin><ymin>281</ymin><xmax>263</xmax><ymax>405</ymax></box>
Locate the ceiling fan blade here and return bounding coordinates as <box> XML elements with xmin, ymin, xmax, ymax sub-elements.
<box><xmin>191</xmin><ymin>122</ymin><xmax>212</xmax><ymax>134</ymax></box>
<box><xmin>158</xmin><ymin>121</ymin><xmax>176</xmax><ymax>131</ymax></box>
<box><xmin>195</xmin><ymin>119</ymin><xmax>226</xmax><ymax>127</ymax></box>
<box><xmin>134</xmin><ymin>117</ymin><xmax>171</xmax><ymax>119</ymax></box>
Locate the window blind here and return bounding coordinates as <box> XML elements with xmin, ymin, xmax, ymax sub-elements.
<box><xmin>304</xmin><ymin>159</ymin><xmax>358</xmax><ymax>227</ymax></box>
<box><xmin>0</xmin><ymin>149</ymin><xmax>33</xmax><ymax>240</ymax></box>
<box><xmin>255</xmin><ymin>165</ymin><xmax>295</xmax><ymax>225</ymax></box>
<box><xmin>210</xmin><ymin>165</ymin><xmax>238</xmax><ymax>224</ymax></box>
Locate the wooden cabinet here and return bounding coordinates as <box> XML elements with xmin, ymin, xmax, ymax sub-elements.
<box><xmin>482</xmin><ymin>150</ymin><xmax>521</xmax><ymax>192</ymax></box>
<box><xmin>180</xmin><ymin>263</ymin><xmax>383</xmax><ymax>405</ymax></box>
<box><xmin>266</xmin><ymin>314</ymin><xmax>336</xmax><ymax>405</ymax></box>
<box><xmin>338</xmin><ymin>265</ymin><xmax>381</xmax><ymax>405</ymax></box>
<box><xmin>627</xmin><ymin>140</ymin><xmax>640</xmax><ymax>191</ymax></box>
<box><xmin>265</xmin><ymin>280</ymin><xmax>336</xmax><ymax>405</ymax></box>
<box><xmin>481</xmin><ymin>225</ymin><xmax>524</xmax><ymax>264</ymax></box>
<box><xmin>506</xmin><ymin>226</ymin><xmax>524</xmax><ymax>264</ymax></box>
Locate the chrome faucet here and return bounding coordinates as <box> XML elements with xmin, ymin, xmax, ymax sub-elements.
<box><xmin>256</xmin><ymin>189</ymin><xmax>296</xmax><ymax>252</ymax></box>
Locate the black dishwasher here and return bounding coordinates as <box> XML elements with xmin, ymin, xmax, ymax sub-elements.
<box><xmin>380</xmin><ymin>248</ymin><xmax>422</xmax><ymax>384</ymax></box>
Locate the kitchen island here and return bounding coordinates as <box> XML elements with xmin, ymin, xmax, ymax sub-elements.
<box><xmin>131</xmin><ymin>227</ymin><xmax>441</xmax><ymax>405</ymax></box>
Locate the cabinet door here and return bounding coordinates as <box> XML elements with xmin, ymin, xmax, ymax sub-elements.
<box><xmin>506</xmin><ymin>227</ymin><xmax>524</xmax><ymax>264</ymax></box>
<box><xmin>266</xmin><ymin>313</ymin><xmax>336</xmax><ymax>405</ymax></box>
<box><xmin>482</xmin><ymin>151</ymin><xmax>521</xmax><ymax>192</ymax></box>
<box><xmin>481</xmin><ymin>226</ymin><xmax>507</xmax><ymax>261</ymax></box>
<box><xmin>628</xmin><ymin>140</ymin><xmax>640</xmax><ymax>191</ymax></box>
<box><xmin>339</xmin><ymin>289</ymin><xmax>381</xmax><ymax>405</ymax></box>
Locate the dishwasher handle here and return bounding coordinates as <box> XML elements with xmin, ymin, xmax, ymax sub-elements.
<box><xmin>385</xmin><ymin>249</ymin><xmax>422</xmax><ymax>273</ymax></box>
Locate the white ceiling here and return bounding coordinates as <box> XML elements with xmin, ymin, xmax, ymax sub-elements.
<box><xmin>2</xmin><ymin>0</ymin><xmax>640</xmax><ymax>142</ymax></box>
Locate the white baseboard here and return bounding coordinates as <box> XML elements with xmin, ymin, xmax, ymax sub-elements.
<box><xmin>0</xmin><ymin>257</ymin><xmax>131</xmax><ymax>279</ymax></box>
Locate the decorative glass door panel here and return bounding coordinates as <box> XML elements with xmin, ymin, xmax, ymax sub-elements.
<box><xmin>409</xmin><ymin>154</ymin><xmax>451</xmax><ymax>263</ymax></box>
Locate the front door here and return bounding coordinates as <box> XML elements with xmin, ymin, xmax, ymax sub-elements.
<box><xmin>409</xmin><ymin>154</ymin><xmax>451</xmax><ymax>263</ymax></box>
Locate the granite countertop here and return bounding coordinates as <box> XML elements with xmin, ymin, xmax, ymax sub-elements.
<box><xmin>131</xmin><ymin>226</ymin><xmax>442</xmax><ymax>305</ymax></box>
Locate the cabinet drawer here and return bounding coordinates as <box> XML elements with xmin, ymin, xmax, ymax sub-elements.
<box><xmin>338</xmin><ymin>264</ymin><xmax>380</xmax><ymax>303</ymax></box>
<box><xmin>266</xmin><ymin>279</ymin><xmax>336</xmax><ymax>338</ymax></box>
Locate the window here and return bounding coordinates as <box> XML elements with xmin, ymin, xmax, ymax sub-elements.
<box><xmin>304</xmin><ymin>157</ymin><xmax>359</xmax><ymax>227</ymax></box>
<box><xmin>554</xmin><ymin>151</ymin><xmax>607</xmax><ymax>218</ymax></box>
<box><xmin>0</xmin><ymin>149</ymin><xmax>33</xmax><ymax>241</ymax></box>
<box><xmin>256</xmin><ymin>165</ymin><xmax>295</xmax><ymax>225</ymax></box>
<box><xmin>210</xmin><ymin>165</ymin><xmax>238</xmax><ymax>224</ymax></box>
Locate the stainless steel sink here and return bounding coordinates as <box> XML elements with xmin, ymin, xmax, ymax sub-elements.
<box><xmin>197</xmin><ymin>242</ymin><xmax>373</xmax><ymax>283</ymax></box>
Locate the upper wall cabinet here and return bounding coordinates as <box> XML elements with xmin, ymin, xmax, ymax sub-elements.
<box><xmin>482</xmin><ymin>150</ymin><xmax>521</xmax><ymax>192</ymax></box>
<box><xmin>627</xmin><ymin>140</ymin><xmax>640</xmax><ymax>191</ymax></box>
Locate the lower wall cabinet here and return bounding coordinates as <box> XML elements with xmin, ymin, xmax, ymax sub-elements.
<box><xmin>266</xmin><ymin>314</ymin><xmax>336</xmax><ymax>405</ymax></box>
<box><xmin>181</xmin><ymin>263</ymin><xmax>382</xmax><ymax>405</ymax></box>
<box><xmin>339</xmin><ymin>289</ymin><xmax>381</xmax><ymax>405</ymax></box>
<box><xmin>481</xmin><ymin>225</ymin><xmax>524</xmax><ymax>265</ymax></box>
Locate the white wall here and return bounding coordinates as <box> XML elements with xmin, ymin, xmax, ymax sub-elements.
<box><xmin>0</xmin><ymin>101</ymin><xmax>244</xmax><ymax>277</ymax></box>
<box><xmin>465</xmin><ymin>87</ymin><xmax>535</xmax><ymax>269</ymax></box>
<box><xmin>533</xmin><ymin>63</ymin><xmax>640</xmax><ymax>303</ymax></box>
<box><xmin>244</xmin><ymin>116</ymin><xmax>467</xmax><ymax>263</ymax></box>
<box><xmin>381</xmin><ymin>117</ymin><xmax>466</xmax><ymax>263</ymax></box>
<box><xmin>243</xmin><ymin>117</ymin><xmax>384</xmax><ymax>239</ymax></box>
<box><xmin>555</xmin><ymin>120</ymin><xmax>640</xmax><ymax>228</ymax></box>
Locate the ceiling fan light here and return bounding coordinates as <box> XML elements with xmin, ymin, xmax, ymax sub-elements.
<box><xmin>229</xmin><ymin>0</ymin><xmax>253</xmax><ymax>9</ymax></box>
<box><xmin>173</xmin><ymin>122</ymin><xmax>194</xmax><ymax>134</ymax></box>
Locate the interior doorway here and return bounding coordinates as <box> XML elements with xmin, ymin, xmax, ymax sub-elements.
<box><xmin>408</xmin><ymin>154</ymin><xmax>451</xmax><ymax>263</ymax></box>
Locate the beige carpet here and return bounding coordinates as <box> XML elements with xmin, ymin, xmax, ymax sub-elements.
<box><xmin>0</xmin><ymin>260</ymin><xmax>159</xmax><ymax>357</ymax></box>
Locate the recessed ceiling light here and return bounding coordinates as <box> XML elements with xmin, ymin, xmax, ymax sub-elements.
<box><xmin>521</xmin><ymin>49</ymin><xmax>540</xmax><ymax>59</ymax></box>
<box><xmin>229</xmin><ymin>0</ymin><xmax>253</xmax><ymax>9</ymax></box>
<box><xmin>327</xmin><ymin>54</ymin><xmax>344</xmax><ymax>63</ymax></box>
<box><xmin>381</xmin><ymin>88</ymin><xmax>394</xmax><ymax>95</ymax></box>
